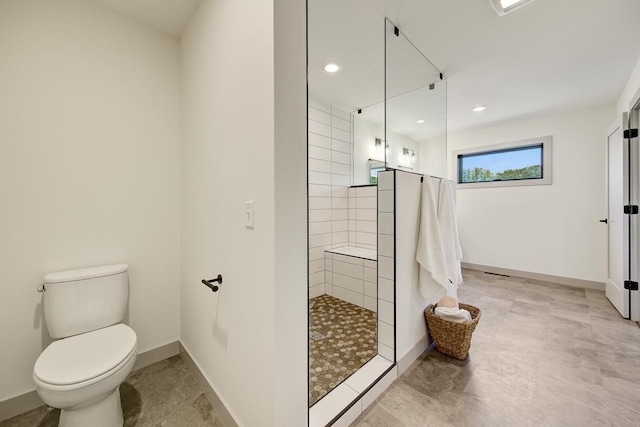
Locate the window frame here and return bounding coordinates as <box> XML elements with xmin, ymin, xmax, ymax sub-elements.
<box><xmin>453</xmin><ymin>136</ymin><xmax>552</xmax><ymax>189</ymax></box>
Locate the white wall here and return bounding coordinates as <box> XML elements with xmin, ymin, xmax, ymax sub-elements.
<box><xmin>449</xmin><ymin>105</ymin><xmax>615</xmax><ymax>282</ymax></box>
<box><xmin>420</xmin><ymin>134</ymin><xmax>447</xmax><ymax>179</ymax></box>
<box><xmin>0</xmin><ymin>0</ymin><xmax>181</xmax><ymax>402</ymax></box>
<box><xmin>273</xmin><ymin>0</ymin><xmax>308</xmax><ymax>422</ymax></box>
<box><xmin>393</xmin><ymin>171</ymin><xmax>430</xmax><ymax>366</ymax></box>
<box><xmin>618</xmin><ymin>57</ymin><xmax>640</xmax><ymax>115</ymax></box>
<box><xmin>180</xmin><ymin>0</ymin><xmax>306</xmax><ymax>426</ymax></box>
<box><xmin>376</xmin><ymin>171</ymin><xmax>396</xmax><ymax>363</ymax></box>
<box><xmin>353</xmin><ymin>115</ymin><xmax>421</xmax><ymax>183</ymax></box>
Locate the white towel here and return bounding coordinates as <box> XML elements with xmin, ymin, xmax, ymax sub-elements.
<box><xmin>434</xmin><ymin>306</ymin><xmax>472</xmax><ymax>323</ymax></box>
<box><xmin>416</xmin><ymin>176</ymin><xmax>448</xmax><ymax>302</ymax></box>
<box><xmin>438</xmin><ymin>180</ymin><xmax>463</xmax><ymax>287</ymax></box>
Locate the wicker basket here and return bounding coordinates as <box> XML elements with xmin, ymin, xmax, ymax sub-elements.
<box><xmin>424</xmin><ymin>303</ymin><xmax>481</xmax><ymax>360</ymax></box>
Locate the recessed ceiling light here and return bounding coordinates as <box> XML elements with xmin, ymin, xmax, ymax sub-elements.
<box><xmin>324</xmin><ymin>62</ymin><xmax>341</xmax><ymax>73</ymax></box>
<box><xmin>473</xmin><ymin>106</ymin><xmax>487</xmax><ymax>112</ymax></box>
<box><xmin>416</xmin><ymin>119</ymin><xmax>425</xmax><ymax>124</ymax></box>
<box><xmin>491</xmin><ymin>0</ymin><xmax>534</xmax><ymax>16</ymax></box>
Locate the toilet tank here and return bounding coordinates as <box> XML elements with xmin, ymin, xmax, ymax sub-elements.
<box><xmin>43</xmin><ymin>264</ymin><xmax>129</xmax><ymax>339</ymax></box>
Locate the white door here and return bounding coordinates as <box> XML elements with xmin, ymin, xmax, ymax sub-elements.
<box><xmin>606</xmin><ymin>125</ymin><xmax>628</xmax><ymax>317</ymax></box>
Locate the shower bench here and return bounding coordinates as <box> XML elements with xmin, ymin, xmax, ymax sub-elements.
<box><xmin>324</xmin><ymin>246</ymin><xmax>377</xmax><ymax>312</ymax></box>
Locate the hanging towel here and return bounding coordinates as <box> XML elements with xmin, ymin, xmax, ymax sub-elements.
<box><xmin>416</xmin><ymin>175</ymin><xmax>448</xmax><ymax>302</ymax></box>
<box><xmin>438</xmin><ymin>180</ymin><xmax>464</xmax><ymax>287</ymax></box>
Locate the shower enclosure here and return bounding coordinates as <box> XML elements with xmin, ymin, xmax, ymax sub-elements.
<box><xmin>307</xmin><ymin>5</ymin><xmax>447</xmax><ymax>425</ymax></box>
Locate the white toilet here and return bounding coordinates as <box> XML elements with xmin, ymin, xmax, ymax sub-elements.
<box><xmin>33</xmin><ymin>264</ymin><xmax>138</xmax><ymax>427</ymax></box>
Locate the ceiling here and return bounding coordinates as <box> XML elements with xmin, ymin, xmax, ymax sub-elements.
<box><xmin>86</xmin><ymin>0</ymin><xmax>200</xmax><ymax>38</ymax></box>
<box><xmin>309</xmin><ymin>0</ymin><xmax>640</xmax><ymax>134</ymax></box>
<box><xmin>89</xmin><ymin>0</ymin><xmax>640</xmax><ymax>135</ymax></box>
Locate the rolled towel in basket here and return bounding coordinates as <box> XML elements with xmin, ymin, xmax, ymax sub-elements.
<box><xmin>437</xmin><ymin>295</ymin><xmax>459</xmax><ymax>309</ymax></box>
<box><xmin>434</xmin><ymin>306</ymin><xmax>472</xmax><ymax>323</ymax></box>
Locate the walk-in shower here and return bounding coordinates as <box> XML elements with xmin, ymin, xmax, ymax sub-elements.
<box><xmin>307</xmin><ymin>3</ymin><xmax>447</xmax><ymax>423</ymax></box>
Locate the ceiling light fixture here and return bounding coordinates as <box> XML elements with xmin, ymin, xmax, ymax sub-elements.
<box><xmin>324</xmin><ymin>62</ymin><xmax>341</xmax><ymax>73</ymax></box>
<box><xmin>473</xmin><ymin>106</ymin><xmax>487</xmax><ymax>112</ymax></box>
<box><xmin>490</xmin><ymin>0</ymin><xmax>535</xmax><ymax>16</ymax></box>
<box><xmin>416</xmin><ymin>120</ymin><xmax>425</xmax><ymax>124</ymax></box>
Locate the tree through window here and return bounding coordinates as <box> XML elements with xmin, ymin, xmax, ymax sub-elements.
<box><xmin>454</xmin><ymin>137</ymin><xmax>552</xmax><ymax>188</ymax></box>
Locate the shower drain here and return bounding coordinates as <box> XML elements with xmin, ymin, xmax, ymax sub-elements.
<box><xmin>310</xmin><ymin>332</ymin><xmax>325</xmax><ymax>341</ymax></box>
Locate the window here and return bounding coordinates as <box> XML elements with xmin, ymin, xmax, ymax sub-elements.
<box><xmin>370</xmin><ymin>167</ymin><xmax>385</xmax><ymax>184</ymax></box>
<box><xmin>454</xmin><ymin>136</ymin><xmax>552</xmax><ymax>188</ymax></box>
<box><xmin>368</xmin><ymin>159</ymin><xmax>386</xmax><ymax>185</ymax></box>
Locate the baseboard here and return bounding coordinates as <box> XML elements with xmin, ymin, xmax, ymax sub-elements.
<box><xmin>179</xmin><ymin>342</ymin><xmax>241</xmax><ymax>427</ymax></box>
<box><xmin>0</xmin><ymin>390</ymin><xmax>43</xmax><ymax>423</ymax></box>
<box><xmin>0</xmin><ymin>341</ymin><xmax>180</xmax><ymax>423</ymax></box>
<box><xmin>461</xmin><ymin>262</ymin><xmax>605</xmax><ymax>291</ymax></box>
<box><xmin>133</xmin><ymin>340</ymin><xmax>180</xmax><ymax>372</ymax></box>
<box><xmin>397</xmin><ymin>335</ymin><xmax>431</xmax><ymax>376</ymax></box>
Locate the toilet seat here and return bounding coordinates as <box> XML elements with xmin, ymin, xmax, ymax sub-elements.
<box><xmin>34</xmin><ymin>324</ymin><xmax>137</xmax><ymax>387</ymax></box>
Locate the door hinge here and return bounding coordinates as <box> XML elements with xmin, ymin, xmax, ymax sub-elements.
<box><xmin>624</xmin><ymin>205</ymin><xmax>639</xmax><ymax>215</ymax></box>
<box><xmin>624</xmin><ymin>128</ymin><xmax>638</xmax><ymax>139</ymax></box>
<box><xmin>624</xmin><ymin>281</ymin><xmax>639</xmax><ymax>291</ymax></box>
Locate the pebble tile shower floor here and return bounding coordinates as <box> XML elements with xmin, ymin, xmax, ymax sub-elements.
<box><xmin>309</xmin><ymin>294</ymin><xmax>377</xmax><ymax>407</ymax></box>
<box><xmin>0</xmin><ymin>355</ymin><xmax>221</xmax><ymax>427</ymax></box>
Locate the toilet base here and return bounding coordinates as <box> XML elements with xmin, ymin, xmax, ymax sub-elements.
<box><xmin>59</xmin><ymin>386</ymin><xmax>123</xmax><ymax>427</ymax></box>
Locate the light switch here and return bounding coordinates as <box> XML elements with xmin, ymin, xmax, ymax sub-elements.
<box><xmin>245</xmin><ymin>201</ymin><xmax>254</xmax><ymax>229</ymax></box>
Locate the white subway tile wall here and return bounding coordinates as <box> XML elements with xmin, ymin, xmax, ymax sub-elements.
<box><xmin>307</xmin><ymin>105</ymin><xmax>399</xmax><ymax>384</ymax></box>
<box><xmin>308</xmin><ymin>100</ymin><xmax>354</xmax><ymax>297</ymax></box>
<box><xmin>377</xmin><ymin>171</ymin><xmax>395</xmax><ymax>362</ymax></box>
<box><xmin>348</xmin><ymin>185</ymin><xmax>377</xmax><ymax>250</ymax></box>
<box><xmin>308</xmin><ymin>103</ymin><xmax>394</xmax><ymax>367</ymax></box>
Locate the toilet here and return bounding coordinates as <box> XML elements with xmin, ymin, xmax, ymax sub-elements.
<box><xmin>33</xmin><ymin>264</ymin><xmax>137</xmax><ymax>427</ymax></box>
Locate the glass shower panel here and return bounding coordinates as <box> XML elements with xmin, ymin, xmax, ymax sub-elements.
<box><xmin>385</xmin><ymin>19</ymin><xmax>447</xmax><ymax>178</ymax></box>
<box><xmin>353</xmin><ymin>101</ymin><xmax>385</xmax><ymax>185</ymax></box>
<box><xmin>307</xmin><ymin>0</ymin><xmax>384</xmax><ymax>408</ymax></box>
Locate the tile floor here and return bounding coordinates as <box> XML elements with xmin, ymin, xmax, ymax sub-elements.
<box><xmin>0</xmin><ymin>355</ymin><xmax>221</xmax><ymax>427</ymax></box>
<box><xmin>309</xmin><ymin>295</ymin><xmax>377</xmax><ymax>407</ymax></box>
<box><xmin>5</xmin><ymin>270</ymin><xmax>640</xmax><ymax>427</ymax></box>
<box><xmin>352</xmin><ymin>269</ymin><xmax>640</xmax><ymax>426</ymax></box>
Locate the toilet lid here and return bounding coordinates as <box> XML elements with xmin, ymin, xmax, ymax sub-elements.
<box><xmin>34</xmin><ymin>324</ymin><xmax>137</xmax><ymax>386</ymax></box>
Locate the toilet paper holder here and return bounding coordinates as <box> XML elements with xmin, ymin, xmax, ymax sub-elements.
<box><xmin>201</xmin><ymin>275</ymin><xmax>222</xmax><ymax>292</ymax></box>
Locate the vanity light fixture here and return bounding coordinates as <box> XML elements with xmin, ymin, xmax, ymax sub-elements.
<box><xmin>416</xmin><ymin>119</ymin><xmax>425</xmax><ymax>124</ymax></box>
<box><xmin>324</xmin><ymin>62</ymin><xmax>341</xmax><ymax>73</ymax></box>
<box><xmin>490</xmin><ymin>0</ymin><xmax>535</xmax><ymax>16</ymax></box>
<box><xmin>374</xmin><ymin>138</ymin><xmax>390</xmax><ymax>157</ymax></box>
<box><xmin>402</xmin><ymin>148</ymin><xmax>416</xmax><ymax>163</ymax></box>
<box><xmin>473</xmin><ymin>105</ymin><xmax>487</xmax><ymax>112</ymax></box>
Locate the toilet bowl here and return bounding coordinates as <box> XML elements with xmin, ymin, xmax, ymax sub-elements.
<box><xmin>33</xmin><ymin>264</ymin><xmax>137</xmax><ymax>427</ymax></box>
<box><xmin>34</xmin><ymin>324</ymin><xmax>137</xmax><ymax>427</ymax></box>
